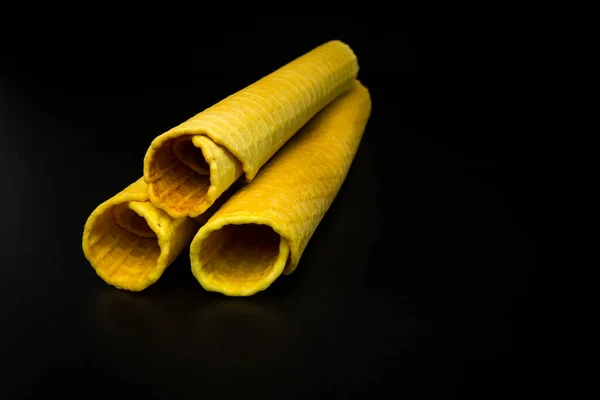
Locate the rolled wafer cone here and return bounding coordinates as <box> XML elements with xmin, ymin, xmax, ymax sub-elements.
<box><xmin>144</xmin><ymin>40</ymin><xmax>359</xmax><ymax>219</ymax></box>
<box><xmin>82</xmin><ymin>178</ymin><xmax>198</xmax><ymax>291</ymax></box>
<box><xmin>189</xmin><ymin>81</ymin><xmax>371</xmax><ymax>296</ymax></box>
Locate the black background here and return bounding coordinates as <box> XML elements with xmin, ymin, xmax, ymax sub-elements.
<box><xmin>1</xmin><ymin>18</ymin><xmax>548</xmax><ymax>398</ymax></box>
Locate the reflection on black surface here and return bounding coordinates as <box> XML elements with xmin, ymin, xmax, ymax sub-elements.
<box><xmin>91</xmin><ymin>287</ymin><xmax>291</xmax><ymax>396</ymax></box>
<box><xmin>193</xmin><ymin>298</ymin><xmax>288</xmax><ymax>358</ymax></box>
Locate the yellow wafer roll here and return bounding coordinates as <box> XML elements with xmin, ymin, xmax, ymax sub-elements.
<box><xmin>82</xmin><ymin>178</ymin><xmax>198</xmax><ymax>291</ymax></box>
<box><xmin>144</xmin><ymin>40</ymin><xmax>359</xmax><ymax>219</ymax></box>
<box><xmin>189</xmin><ymin>81</ymin><xmax>371</xmax><ymax>296</ymax></box>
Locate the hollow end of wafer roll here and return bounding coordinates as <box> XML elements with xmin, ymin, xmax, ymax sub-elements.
<box><xmin>144</xmin><ymin>134</ymin><xmax>243</xmax><ymax>219</ymax></box>
<box><xmin>83</xmin><ymin>199</ymin><xmax>190</xmax><ymax>291</ymax></box>
<box><xmin>190</xmin><ymin>218</ymin><xmax>290</xmax><ymax>297</ymax></box>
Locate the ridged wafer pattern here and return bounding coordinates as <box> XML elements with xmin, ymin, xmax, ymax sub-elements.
<box><xmin>189</xmin><ymin>81</ymin><xmax>371</xmax><ymax>296</ymax></box>
<box><xmin>144</xmin><ymin>40</ymin><xmax>359</xmax><ymax>219</ymax></box>
<box><xmin>82</xmin><ymin>178</ymin><xmax>198</xmax><ymax>291</ymax></box>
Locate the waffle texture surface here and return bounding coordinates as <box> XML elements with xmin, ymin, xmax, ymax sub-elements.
<box><xmin>189</xmin><ymin>81</ymin><xmax>371</xmax><ymax>296</ymax></box>
<box><xmin>144</xmin><ymin>40</ymin><xmax>359</xmax><ymax>219</ymax></box>
<box><xmin>82</xmin><ymin>178</ymin><xmax>199</xmax><ymax>291</ymax></box>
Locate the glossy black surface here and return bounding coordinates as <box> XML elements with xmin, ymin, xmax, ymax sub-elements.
<box><xmin>1</xmin><ymin>24</ymin><xmax>545</xmax><ymax>398</ymax></box>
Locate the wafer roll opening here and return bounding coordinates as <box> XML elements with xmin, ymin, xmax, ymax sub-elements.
<box><xmin>145</xmin><ymin>137</ymin><xmax>211</xmax><ymax>218</ymax></box>
<box><xmin>84</xmin><ymin>202</ymin><xmax>162</xmax><ymax>290</ymax></box>
<box><xmin>191</xmin><ymin>223</ymin><xmax>290</xmax><ymax>296</ymax></box>
<box><xmin>145</xmin><ymin>135</ymin><xmax>243</xmax><ymax>219</ymax></box>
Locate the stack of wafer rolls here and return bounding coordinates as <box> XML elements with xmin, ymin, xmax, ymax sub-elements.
<box><xmin>82</xmin><ymin>40</ymin><xmax>372</xmax><ymax>295</ymax></box>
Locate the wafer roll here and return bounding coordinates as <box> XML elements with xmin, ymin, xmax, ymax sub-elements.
<box><xmin>144</xmin><ymin>40</ymin><xmax>358</xmax><ymax>219</ymax></box>
<box><xmin>82</xmin><ymin>178</ymin><xmax>198</xmax><ymax>291</ymax></box>
<box><xmin>189</xmin><ymin>81</ymin><xmax>371</xmax><ymax>296</ymax></box>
